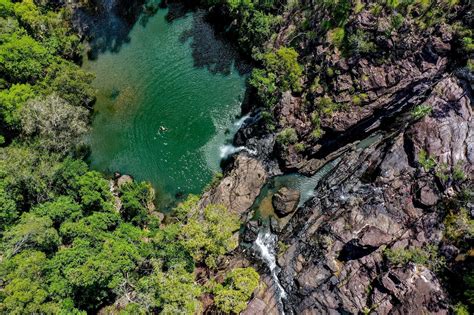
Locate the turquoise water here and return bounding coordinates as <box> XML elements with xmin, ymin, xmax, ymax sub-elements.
<box><xmin>85</xmin><ymin>8</ymin><xmax>248</xmax><ymax>208</ymax></box>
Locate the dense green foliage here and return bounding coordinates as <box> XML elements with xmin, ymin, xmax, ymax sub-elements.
<box><xmin>0</xmin><ymin>0</ymin><xmax>93</xmax><ymax>135</ymax></box>
<box><xmin>212</xmin><ymin>267</ymin><xmax>260</xmax><ymax>313</ymax></box>
<box><xmin>249</xmin><ymin>47</ymin><xmax>303</xmax><ymax>107</ymax></box>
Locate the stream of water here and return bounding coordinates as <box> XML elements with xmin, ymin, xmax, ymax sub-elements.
<box><xmin>254</xmin><ymin>227</ymin><xmax>288</xmax><ymax>314</ymax></box>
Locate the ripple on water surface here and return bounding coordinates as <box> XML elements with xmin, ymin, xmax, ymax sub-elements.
<box><xmin>85</xmin><ymin>8</ymin><xmax>249</xmax><ymax>209</ymax></box>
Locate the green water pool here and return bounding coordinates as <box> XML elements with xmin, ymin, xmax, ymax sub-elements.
<box><xmin>84</xmin><ymin>8</ymin><xmax>249</xmax><ymax>209</ymax></box>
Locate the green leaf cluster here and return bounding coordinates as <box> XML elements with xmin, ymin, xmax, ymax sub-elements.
<box><xmin>250</xmin><ymin>47</ymin><xmax>303</xmax><ymax>107</ymax></box>
<box><xmin>213</xmin><ymin>267</ymin><xmax>260</xmax><ymax>313</ymax></box>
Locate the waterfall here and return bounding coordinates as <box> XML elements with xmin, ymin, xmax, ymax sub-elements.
<box><xmin>219</xmin><ymin>145</ymin><xmax>257</xmax><ymax>159</ymax></box>
<box><xmin>218</xmin><ymin>114</ymin><xmax>257</xmax><ymax>159</ymax></box>
<box><xmin>254</xmin><ymin>228</ymin><xmax>288</xmax><ymax>314</ymax></box>
<box><xmin>233</xmin><ymin>114</ymin><xmax>250</xmax><ymax>129</ymax></box>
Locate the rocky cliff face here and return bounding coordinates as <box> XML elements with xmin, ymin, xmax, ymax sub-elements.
<box><xmin>256</xmin><ymin>76</ymin><xmax>472</xmax><ymax>314</ymax></box>
<box><xmin>212</xmin><ymin>75</ymin><xmax>472</xmax><ymax>315</ymax></box>
<box><xmin>201</xmin><ymin>1</ymin><xmax>473</xmax><ymax>314</ymax></box>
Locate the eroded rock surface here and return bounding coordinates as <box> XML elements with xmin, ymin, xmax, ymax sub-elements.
<box><xmin>199</xmin><ymin>154</ymin><xmax>268</xmax><ymax>214</ymax></box>
<box><xmin>241</xmin><ymin>76</ymin><xmax>473</xmax><ymax>314</ymax></box>
<box><xmin>272</xmin><ymin>187</ymin><xmax>300</xmax><ymax>218</ymax></box>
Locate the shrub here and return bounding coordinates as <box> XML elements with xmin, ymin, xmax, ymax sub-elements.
<box><xmin>294</xmin><ymin>142</ymin><xmax>305</xmax><ymax>152</ymax></box>
<box><xmin>467</xmin><ymin>59</ymin><xmax>474</xmax><ymax>72</ymax></box>
<box><xmin>411</xmin><ymin>104</ymin><xmax>432</xmax><ymax>120</ymax></box>
<box><xmin>276</xmin><ymin>128</ymin><xmax>298</xmax><ymax>145</ymax></box>
<box><xmin>453</xmin><ymin>162</ymin><xmax>466</xmax><ymax>181</ymax></box>
<box><xmin>318</xmin><ymin>96</ymin><xmax>338</xmax><ymax>115</ymax></box>
<box><xmin>385</xmin><ymin>0</ymin><xmax>400</xmax><ymax>9</ymax></box>
<box><xmin>348</xmin><ymin>30</ymin><xmax>376</xmax><ymax>54</ymax></box>
<box><xmin>418</xmin><ymin>149</ymin><xmax>436</xmax><ymax>171</ymax></box>
<box><xmin>453</xmin><ymin>303</ymin><xmax>469</xmax><ymax>315</ymax></box>
<box><xmin>462</xmin><ymin>37</ymin><xmax>474</xmax><ymax>52</ymax></box>
<box><xmin>384</xmin><ymin>245</ymin><xmax>445</xmax><ymax>272</ymax></box>
<box><xmin>213</xmin><ymin>267</ymin><xmax>260</xmax><ymax>314</ymax></box>
<box><xmin>327</xmin><ymin>27</ymin><xmax>345</xmax><ymax>47</ymax></box>
<box><xmin>326</xmin><ymin>67</ymin><xmax>335</xmax><ymax>77</ymax></box>
<box><xmin>444</xmin><ymin>207</ymin><xmax>474</xmax><ymax>245</ymax></box>
<box><xmin>391</xmin><ymin>13</ymin><xmax>404</xmax><ymax>29</ymax></box>
<box><xmin>352</xmin><ymin>95</ymin><xmax>362</xmax><ymax>106</ymax></box>
<box><xmin>311</xmin><ymin>127</ymin><xmax>324</xmax><ymax>140</ymax></box>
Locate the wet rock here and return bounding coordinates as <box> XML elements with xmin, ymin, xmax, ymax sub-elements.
<box><xmin>241</xmin><ymin>79</ymin><xmax>472</xmax><ymax>312</ymax></box>
<box><xmin>269</xmin><ymin>216</ymin><xmax>281</xmax><ymax>234</ymax></box>
<box><xmin>242</xmin><ymin>220</ymin><xmax>260</xmax><ymax>243</ymax></box>
<box><xmin>272</xmin><ymin>187</ymin><xmax>300</xmax><ymax>217</ymax></box>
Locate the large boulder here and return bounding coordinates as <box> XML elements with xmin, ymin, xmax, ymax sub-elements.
<box><xmin>272</xmin><ymin>187</ymin><xmax>300</xmax><ymax>217</ymax></box>
<box><xmin>199</xmin><ymin>154</ymin><xmax>268</xmax><ymax>214</ymax></box>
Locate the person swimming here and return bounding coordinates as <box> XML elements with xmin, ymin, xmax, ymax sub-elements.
<box><xmin>159</xmin><ymin>125</ymin><xmax>168</xmax><ymax>132</ymax></box>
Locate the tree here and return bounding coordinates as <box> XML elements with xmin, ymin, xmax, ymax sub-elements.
<box><xmin>250</xmin><ymin>47</ymin><xmax>303</xmax><ymax>107</ymax></box>
<box><xmin>73</xmin><ymin>170</ymin><xmax>114</xmax><ymax>213</ymax></box>
<box><xmin>20</xmin><ymin>94</ymin><xmax>89</xmax><ymax>154</ymax></box>
<box><xmin>0</xmin><ymin>83</ymin><xmax>34</xmax><ymax>128</ymax></box>
<box><xmin>119</xmin><ymin>181</ymin><xmax>155</xmax><ymax>227</ymax></box>
<box><xmin>0</xmin><ymin>250</ymin><xmax>63</xmax><ymax>314</ymax></box>
<box><xmin>179</xmin><ymin>204</ymin><xmax>240</xmax><ymax>269</ymax></box>
<box><xmin>213</xmin><ymin>267</ymin><xmax>260</xmax><ymax>313</ymax></box>
<box><xmin>2</xmin><ymin>213</ymin><xmax>60</xmax><ymax>256</ymax></box>
<box><xmin>137</xmin><ymin>264</ymin><xmax>202</xmax><ymax>314</ymax></box>
<box><xmin>59</xmin><ymin>212</ymin><xmax>121</xmax><ymax>244</ymax></box>
<box><xmin>0</xmin><ymin>32</ymin><xmax>51</xmax><ymax>82</ymax></box>
<box><xmin>238</xmin><ymin>10</ymin><xmax>280</xmax><ymax>53</ymax></box>
<box><xmin>0</xmin><ymin>183</ymin><xmax>17</xmax><ymax>230</ymax></box>
<box><xmin>32</xmin><ymin>196</ymin><xmax>82</xmax><ymax>227</ymax></box>
<box><xmin>0</xmin><ymin>145</ymin><xmax>64</xmax><ymax>206</ymax></box>
<box><xmin>41</xmin><ymin>61</ymin><xmax>95</xmax><ymax>107</ymax></box>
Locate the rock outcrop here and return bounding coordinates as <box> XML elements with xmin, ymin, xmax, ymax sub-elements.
<box><xmin>199</xmin><ymin>154</ymin><xmax>268</xmax><ymax>214</ymax></box>
<box><xmin>202</xmin><ymin>2</ymin><xmax>473</xmax><ymax>314</ymax></box>
<box><xmin>241</xmin><ymin>76</ymin><xmax>472</xmax><ymax>314</ymax></box>
<box><xmin>272</xmin><ymin>187</ymin><xmax>300</xmax><ymax>217</ymax></box>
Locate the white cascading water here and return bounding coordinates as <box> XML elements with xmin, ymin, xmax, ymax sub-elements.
<box><xmin>255</xmin><ymin>228</ymin><xmax>288</xmax><ymax>314</ymax></box>
<box><xmin>233</xmin><ymin>114</ymin><xmax>250</xmax><ymax>129</ymax></box>
<box><xmin>219</xmin><ymin>145</ymin><xmax>257</xmax><ymax>159</ymax></box>
<box><xmin>219</xmin><ymin>114</ymin><xmax>257</xmax><ymax>159</ymax></box>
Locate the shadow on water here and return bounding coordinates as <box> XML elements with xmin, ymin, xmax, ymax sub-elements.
<box><xmin>74</xmin><ymin>0</ymin><xmax>149</xmax><ymax>59</ymax></box>
<box><xmin>77</xmin><ymin>0</ymin><xmax>251</xmax><ymax>76</ymax></box>
<box><xmin>178</xmin><ymin>11</ymin><xmax>252</xmax><ymax>76</ymax></box>
<box><xmin>166</xmin><ymin>3</ymin><xmax>252</xmax><ymax>76</ymax></box>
